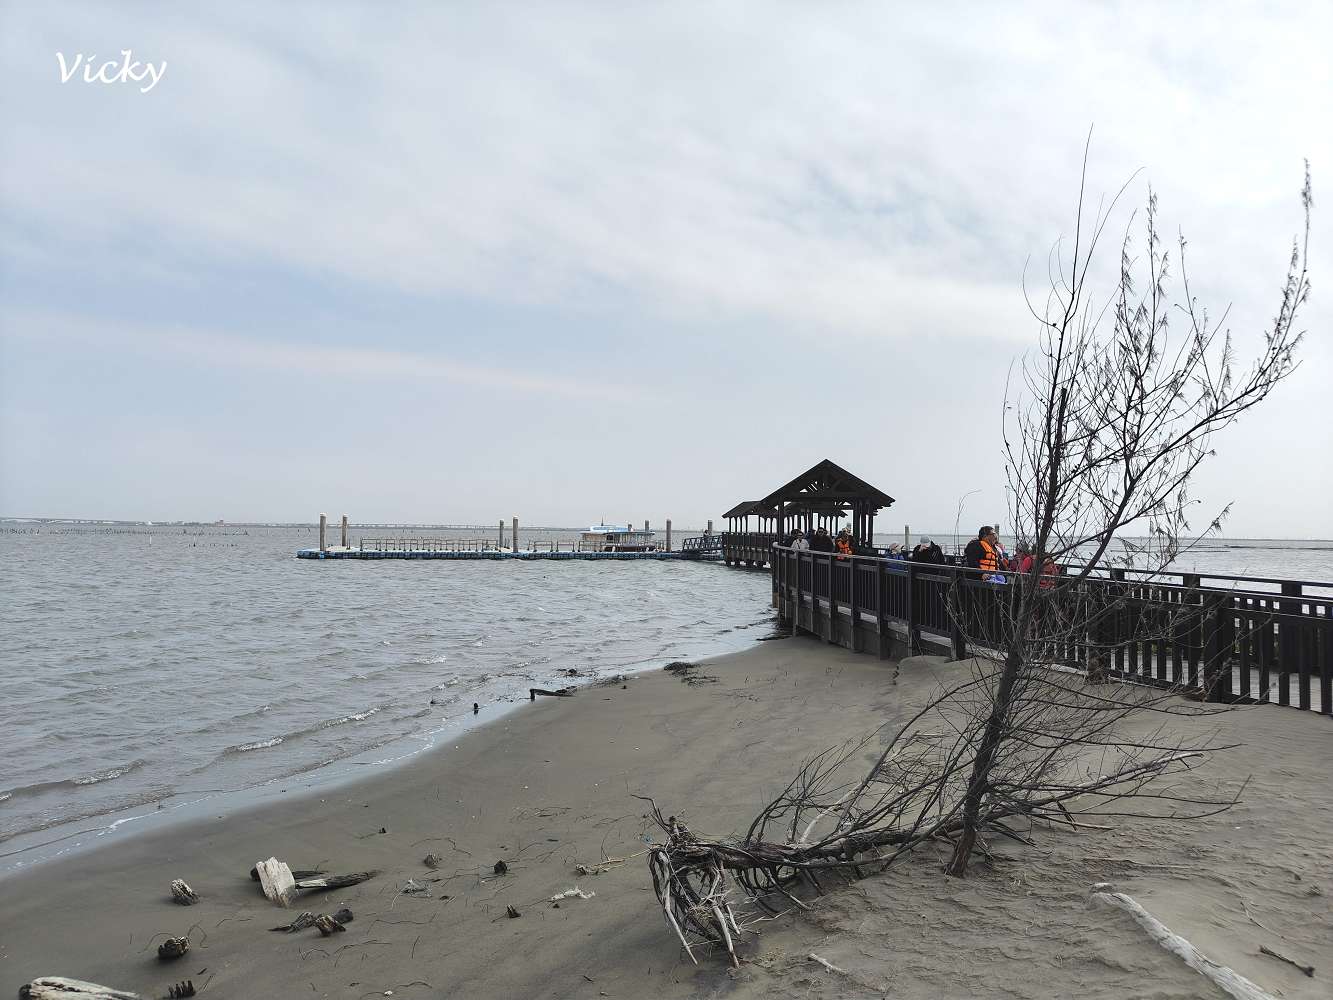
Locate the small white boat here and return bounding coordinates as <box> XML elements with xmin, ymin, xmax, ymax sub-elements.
<box><xmin>579</xmin><ymin>523</ymin><xmax>658</xmax><ymax>553</ymax></box>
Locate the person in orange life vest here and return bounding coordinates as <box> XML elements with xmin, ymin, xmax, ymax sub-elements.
<box><xmin>835</xmin><ymin>528</ymin><xmax>854</xmax><ymax>558</ymax></box>
<box><xmin>964</xmin><ymin>526</ymin><xmax>1001</xmax><ymax>580</ymax></box>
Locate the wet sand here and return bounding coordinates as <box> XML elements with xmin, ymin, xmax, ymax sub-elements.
<box><xmin>1</xmin><ymin>638</ymin><xmax>1329</xmax><ymax>999</ymax></box>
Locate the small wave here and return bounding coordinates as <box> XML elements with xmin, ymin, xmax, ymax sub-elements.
<box><xmin>228</xmin><ymin>737</ymin><xmax>284</xmax><ymax>753</ymax></box>
<box><xmin>73</xmin><ymin>763</ymin><xmax>143</xmax><ymax>786</ymax></box>
<box><xmin>412</xmin><ymin>654</ymin><xmax>449</xmax><ymax>665</ymax></box>
<box><xmin>0</xmin><ymin>760</ymin><xmax>146</xmax><ymax>801</ymax></box>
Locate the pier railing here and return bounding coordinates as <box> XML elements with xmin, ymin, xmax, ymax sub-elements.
<box><xmin>721</xmin><ymin>531</ymin><xmax>778</xmax><ymax>567</ymax></box>
<box><xmin>772</xmin><ymin>545</ymin><xmax>1333</xmax><ymax>718</ymax></box>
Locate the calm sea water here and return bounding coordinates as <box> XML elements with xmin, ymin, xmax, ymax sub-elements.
<box><xmin>1</xmin><ymin>525</ymin><xmax>1327</xmax><ymax>872</ymax></box>
<box><xmin>0</xmin><ymin>526</ymin><xmax>773</xmax><ymax>865</ymax></box>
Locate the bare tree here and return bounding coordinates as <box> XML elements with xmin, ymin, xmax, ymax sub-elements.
<box><xmin>640</xmin><ymin>152</ymin><xmax>1312</xmax><ymax>964</ymax></box>
<box><xmin>945</xmin><ymin>148</ymin><xmax>1312</xmax><ymax>874</ymax></box>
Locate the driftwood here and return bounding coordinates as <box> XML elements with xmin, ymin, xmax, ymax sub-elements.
<box><xmin>254</xmin><ymin>858</ymin><xmax>296</xmax><ymax>907</ymax></box>
<box><xmin>529</xmin><ymin>687</ymin><xmax>574</xmax><ymax>700</ymax></box>
<box><xmin>1092</xmin><ymin>891</ymin><xmax>1278</xmax><ymax>1000</ymax></box>
<box><xmin>271</xmin><ymin>907</ymin><xmax>354</xmax><ymax>933</ymax></box>
<box><xmin>156</xmin><ymin>936</ymin><xmax>189</xmax><ymax>961</ymax></box>
<box><xmin>166</xmin><ymin>983</ymin><xmax>195</xmax><ymax>999</ymax></box>
<box><xmin>19</xmin><ymin>979</ymin><xmax>140</xmax><ymax>999</ymax></box>
<box><xmin>1259</xmin><ymin>944</ymin><xmax>1314</xmax><ymax>977</ymax></box>
<box><xmin>169</xmin><ymin>879</ymin><xmax>199</xmax><ymax>905</ymax></box>
<box><xmin>314</xmin><ymin>914</ymin><xmax>346</xmax><ymax>936</ymax></box>
<box><xmin>253</xmin><ymin>858</ymin><xmax>378</xmax><ymax>907</ymax></box>
<box><xmin>250</xmin><ymin>866</ymin><xmax>325</xmax><ymax>882</ymax></box>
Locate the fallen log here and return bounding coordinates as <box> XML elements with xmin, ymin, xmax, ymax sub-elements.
<box><xmin>294</xmin><ymin>871</ymin><xmax>378</xmax><ymax>893</ymax></box>
<box><xmin>253</xmin><ymin>858</ymin><xmax>378</xmax><ymax>906</ymax></box>
<box><xmin>19</xmin><ymin>979</ymin><xmax>140</xmax><ymax>999</ymax></box>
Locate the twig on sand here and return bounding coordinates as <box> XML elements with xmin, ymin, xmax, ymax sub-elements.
<box><xmin>808</xmin><ymin>953</ymin><xmax>848</xmax><ymax>976</ymax></box>
<box><xmin>1259</xmin><ymin>945</ymin><xmax>1314</xmax><ymax>978</ymax></box>
<box><xmin>1092</xmin><ymin>889</ymin><xmax>1278</xmax><ymax>1000</ymax></box>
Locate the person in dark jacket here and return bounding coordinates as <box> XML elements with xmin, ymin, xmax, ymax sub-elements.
<box><xmin>810</xmin><ymin>526</ymin><xmax>836</xmax><ymax>552</ymax></box>
<box><xmin>910</xmin><ymin>535</ymin><xmax>945</xmax><ymax>564</ymax></box>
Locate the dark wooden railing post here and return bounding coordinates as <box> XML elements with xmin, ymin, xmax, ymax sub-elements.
<box><xmin>1279</xmin><ymin>582</ymin><xmax>1302</xmax><ymax>681</ymax></box>
<box><xmin>905</xmin><ymin>561</ymin><xmax>917</xmax><ymax>655</ymax></box>
<box><xmin>825</xmin><ymin>554</ymin><xmax>837</xmax><ymax>644</ymax></box>
<box><xmin>950</xmin><ymin>573</ymin><xmax>968</xmax><ymax>661</ymax></box>
<box><xmin>1202</xmin><ymin>592</ymin><xmax>1231</xmax><ymax>703</ymax></box>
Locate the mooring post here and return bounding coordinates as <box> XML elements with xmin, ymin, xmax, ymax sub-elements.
<box><xmin>319</xmin><ymin>513</ymin><xmax>327</xmax><ymax>553</ymax></box>
<box><xmin>665</xmin><ymin>519</ymin><xmax>672</xmax><ymax>552</ymax></box>
<box><xmin>340</xmin><ymin>514</ymin><xmax>348</xmax><ymax>549</ymax></box>
<box><xmin>498</xmin><ymin>520</ymin><xmax>505</xmax><ymax>550</ymax></box>
<box><xmin>512</xmin><ymin>516</ymin><xmax>519</xmax><ymax>554</ymax></box>
<box><xmin>903</xmin><ymin>524</ymin><xmax>910</xmax><ymax>549</ymax></box>
<box><xmin>707</xmin><ymin>519</ymin><xmax>713</xmax><ymax>535</ymax></box>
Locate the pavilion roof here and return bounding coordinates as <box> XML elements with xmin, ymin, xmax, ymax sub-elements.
<box><xmin>758</xmin><ymin>459</ymin><xmax>895</xmax><ymax>513</ymax></box>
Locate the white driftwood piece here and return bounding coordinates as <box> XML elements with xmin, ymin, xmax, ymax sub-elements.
<box><xmin>1092</xmin><ymin>891</ymin><xmax>1278</xmax><ymax>1000</ymax></box>
<box><xmin>20</xmin><ymin>978</ymin><xmax>141</xmax><ymax>999</ymax></box>
<box><xmin>255</xmin><ymin>856</ymin><xmax>296</xmax><ymax>907</ymax></box>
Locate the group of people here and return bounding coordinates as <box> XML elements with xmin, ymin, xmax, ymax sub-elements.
<box><xmin>885</xmin><ymin>537</ymin><xmax>946</xmax><ymax>564</ymax></box>
<box><xmin>963</xmin><ymin>525</ymin><xmax>1058</xmax><ymax>585</ymax></box>
<box><xmin>785</xmin><ymin>523</ymin><xmax>1057</xmax><ymax>585</ymax></box>
<box><xmin>787</xmin><ymin>525</ymin><xmax>856</xmax><ymax>556</ymax></box>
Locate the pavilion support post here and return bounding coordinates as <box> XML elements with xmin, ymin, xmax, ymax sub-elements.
<box><xmin>318</xmin><ymin>513</ymin><xmax>327</xmax><ymax>553</ymax></box>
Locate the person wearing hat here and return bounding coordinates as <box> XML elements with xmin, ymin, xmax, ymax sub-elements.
<box><xmin>910</xmin><ymin>535</ymin><xmax>945</xmax><ymax>564</ymax></box>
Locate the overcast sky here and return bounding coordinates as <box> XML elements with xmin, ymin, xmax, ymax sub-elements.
<box><xmin>1</xmin><ymin>3</ymin><xmax>1328</xmax><ymax>536</ymax></box>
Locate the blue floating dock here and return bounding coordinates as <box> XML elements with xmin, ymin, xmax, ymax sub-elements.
<box><xmin>297</xmin><ymin>548</ymin><xmax>694</xmax><ymax>561</ymax></box>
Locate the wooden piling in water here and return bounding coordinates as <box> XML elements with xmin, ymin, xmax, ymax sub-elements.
<box><xmin>340</xmin><ymin>514</ymin><xmax>348</xmax><ymax>548</ymax></box>
<box><xmin>512</xmin><ymin>516</ymin><xmax>519</xmax><ymax>553</ymax></box>
<box><xmin>319</xmin><ymin>513</ymin><xmax>327</xmax><ymax>553</ymax></box>
<box><xmin>665</xmin><ymin>519</ymin><xmax>672</xmax><ymax>552</ymax></box>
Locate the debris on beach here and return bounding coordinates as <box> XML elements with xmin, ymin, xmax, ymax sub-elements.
<box><xmin>166</xmin><ymin>982</ymin><xmax>195</xmax><ymax>999</ymax></box>
<box><xmin>314</xmin><ymin>913</ymin><xmax>346</xmax><ymax>936</ymax></box>
<box><xmin>1259</xmin><ymin>944</ymin><xmax>1315</xmax><ymax>978</ymax></box>
<box><xmin>663</xmin><ymin>661</ymin><xmax>716</xmax><ymax>686</ymax></box>
<box><xmin>156</xmin><ymin>936</ymin><xmax>190</xmax><ymax>961</ymax></box>
<box><xmin>1091</xmin><ymin>889</ymin><xmax>1280</xmax><ymax>999</ymax></box>
<box><xmin>400</xmin><ymin>878</ymin><xmax>430</xmax><ymax>895</ymax></box>
<box><xmin>423</xmin><ymin>853</ymin><xmax>443</xmax><ymax>869</ymax></box>
<box><xmin>270</xmin><ymin>911</ymin><xmax>317</xmax><ymax>933</ymax></box>
<box><xmin>548</xmin><ymin>886</ymin><xmax>595</xmax><ymax>903</ymax></box>
<box><xmin>253</xmin><ymin>857</ymin><xmax>379</xmax><ymax>906</ymax></box>
<box><xmin>332</xmin><ymin>906</ymin><xmax>354</xmax><ymax>924</ymax></box>
<box><xmin>493</xmin><ymin>860</ymin><xmax>508</xmax><ymax>875</ymax></box>
<box><xmin>529</xmin><ymin>686</ymin><xmax>575</xmax><ymax>700</ymax></box>
<box><xmin>20</xmin><ymin>978</ymin><xmax>141</xmax><ymax>999</ymax></box>
<box><xmin>505</xmin><ymin>905</ymin><xmax>521</xmax><ymax>918</ymax></box>
<box><xmin>169</xmin><ymin>879</ymin><xmax>199</xmax><ymax>905</ymax></box>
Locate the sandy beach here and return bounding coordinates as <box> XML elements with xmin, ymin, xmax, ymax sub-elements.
<box><xmin>2</xmin><ymin>637</ymin><xmax>1330</xmax><ymax>999</ymax></box>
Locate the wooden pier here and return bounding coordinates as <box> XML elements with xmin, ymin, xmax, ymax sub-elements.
<box><xmin>773</xmin><ymin>546</ymin><xmax>1333</xmax><ymax>718</ymax></box>
<box><xmin>298</xmin><ymin>547</ymin><xmax>691</xmax><ymax>561</ymax></box>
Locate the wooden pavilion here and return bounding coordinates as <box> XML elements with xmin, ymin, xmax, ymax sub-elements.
<box><xmin>719</xmin><ymin>459</ymin><xmax>894</xmax><ymax>568</ymax></box>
